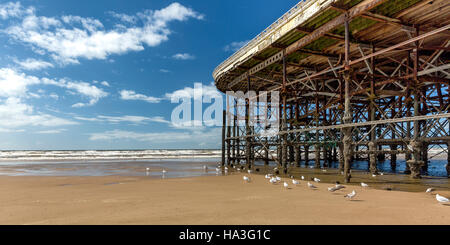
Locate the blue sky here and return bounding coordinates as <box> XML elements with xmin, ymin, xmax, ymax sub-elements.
<box><xmin>0</xmin><ymin>0</ymin><xmax>298</xmax><ymax>150</ymax></box>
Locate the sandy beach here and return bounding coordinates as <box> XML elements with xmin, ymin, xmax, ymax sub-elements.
<box><xmin>0</xmin><ymin>173</ymin><xmax>449</xmax><ymax>225</ymax></box>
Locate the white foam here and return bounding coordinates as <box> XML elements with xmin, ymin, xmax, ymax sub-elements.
<box><xmin>0</xmin><ymin>150</ymin><xmax>221</xmax><ymax>161</ymax></box>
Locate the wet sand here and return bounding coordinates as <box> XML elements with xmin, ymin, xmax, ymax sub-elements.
<box><xmin>0</xmin><ymin>174</ymin><xmax>449</xmax><ymax>225</ymax></box>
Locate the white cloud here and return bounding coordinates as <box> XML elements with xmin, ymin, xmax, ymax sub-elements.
<box><xmin>3</xmin><ymin>2</ymin><xmax>204</xmax><ymax>65</ymax></box>
<box><xmin>100</xmin><ymin>81</ymin><xmax>110</xmax><ymax>87</ymax></box>
<box><xmin>159</xmin><ymin>69</ymin><xmax>170</xmax><ymax>73</ymax></box>
<box><xmin>35</xmin><ymin>129</ymin><xmax>67</xmax><ymax>134</ymax></box>
<box><xmin>0</xmin><ymin>68</ymin><xmax>40</xmax><ymax>97</ymax></box>
<box><xmin>172</xmin><ymin>53</ymin><xmax>195</xmax><ymax>60</ymax></box>
<box><xmin>0</xmin><ymin>68</ymin><xmax>108</xmax><ymax>107</ymax></box>
<box><xmin>165</xmin><ymin>82</ymin><xmax>222</xmax><ymax>101</ymax></box>
<box><xmin>0</xmin><ymin>97</ymin><xmax>77</xmax><ymax>129</ymax></box>
<box><xmin>75</xmin><ymin>115</ymin><xmax>169</xmax><ymax>124</ymax></box>
<box><xmin>0</xmin><ymin>2</ymin><xmax>33</xmax><ymax>20</ymax></box>
<box><xmin>108</xmin><ymin>11</ymin><xmax>137</xmax><ymax>24</ymax></box>
<box><xmin>42</xmin><ymin>78</ymin><xmax>108</xmax><ymax>107</ymax></box>
<box><xmin>14</xmin><ymin>58</ymin><xmax>54</xmax><ymax>70</ymax></box>
<box><xmin>224</xmin><ymin>40</ymin><xmax>249</xmax><ymax>52</ymax></box>
<box><xmin>49</xmin><ymin>93</ymin><xmax>59</xmax><ymax>100</ymax></box>
<box><xmin>88</xmin><ymin>127</ymin><xmax>220</xmax><ymax>144</ymax></box>
<box><xmin>119</xmin><ymin>89</ymin><xmax>161</xmax><ymax>103</ymax></box>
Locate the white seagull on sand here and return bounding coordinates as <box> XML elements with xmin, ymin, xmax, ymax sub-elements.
<box><xmin>361</xmin><ymin>182</ymin><xmax>369</xmax><ymax>187</ymax></box>
<box><xmin>328</xmin><ymin>184</ymin><xmax>346</xmax><ymax>192</ymax></box>
<box><xmin>436</xmin><ymin>194</ymin><xmax>449</xmax><ymax>204</ymax></box>
<box><xmin>307</xmin><ymin>182</ymin><xmax>317</xmax><ymax>189</ymax></box>
<box><xmin>292</xmin><ymin>179</ymin><xmax>300</xmax><ymax>185</ymax></box>
<box><xmin>248</xmin><ymin>169</ymin><xmax>253</xmax><ymax>174</ymax></box>
<box><xmin>243</xmin><ymin>176</ymin><xmax>251</xmax><ymax>183</ymax></box>
<box><xmin>313</xmin><ymin>177</ymin><xmax>321</xmax><ymax>182</ymax></box>
<box><xmin>162</xmin><ymin>169</ymin><xmax>167</xmax><ymax>174</ymax></box>
<box><xmin>269</xmin><ymin>177</ymin><xmax>277</xmax><ymax>184</ymax></box>
<box><xmin>276</xmin><ymin>176</ymin><xmax>281</xmax><ymax>182</ymax></box>
<box><xmin>301</xmin><ymin>176</ymin><xmax>305</xmax><ymax>180</ymax></box>
<box><xmin>345</xmin><ymin>190</ymin><xmax>357</xmax><ymax>199</ymax></box>
<box><xmin>426</xmin><ymin>188</ymin><xmax>435</xmax><ymax>193</ymax></box>
<box><xmin>283</xmin><ymin>182</ymin><xmax>289</xmax><ymax>189</ymax></box>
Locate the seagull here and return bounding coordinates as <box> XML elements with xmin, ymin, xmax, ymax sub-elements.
<box><xmin>322</xmin><ymin>169</ymin><xmax>327</xmax><ymax>172</ymax></box>
<box><xmin>292</xmin><ymin>179</ymin><xmax>300</xmax><ymax>185</ymax></box>
<box><xmin>275</xmin><ymin>176</ymin><xmax>281</xmax><ymax>182</ymax></box>
<box><xmin>248</xmin><ymin>169</ymin><xmax>253</xmax><ymax>174</ymax></box>
<box><xmin>301</xmin><ymin>176</ymin><xmax>305</xmax><ymax>180</ymax></box>
<box><xmin>436</xmin><ymin>194</ymin><xmax>449</xmax><ymax>204</ymax></box>
<box><xmin>265</xmin><ymin>174</ymin><xmax>270</xmax><ymax>179</ymax></box>
<box><xmin>361</xmin><ymin>182</ymin><xmax>369</xmax><ymax>188</ymax></box>
<box><xmin>380</xmin><ymin>172</ymin><xmax>384</xmax><ymax>176</ymax></box>
<box><xmin>426</xmin><ymin>188</ymin><xmax>435</xmax><ymax>193</ymax></box>
<box><xmin>146</xmin><ymin>168</ymin><xmax>150</xmax><ymax>171</ymax></box>
<box><xmin>215</xmin><ymin>167</ymin><xmax>220</xmax><ymax>172</ymax></box>
<box><xmin>162</xmin><ymin>169</ymin><xmax>167</xmax><ymax>174</ymax></box>
<box><xmin>283</xmin><ymin>182</ymin><xmax>289</xmax><ymax>189</ymax></box>
<box><xmin>328</xmin><ymin>184</ymin><xmax>346</xmax><ymax>192</ymax></box>
<box><xmin>313</xmin><ymin>177</ymin><xmax>321</xmax><ymax>183</ymax></box>
<box><xmin>307</xmin><ymin>182</ymin><xmax>317</xmax><ymax>189</ymax></box>
<box><xmin>237</xmin><ymin>168</ymin><xmax>241</xmax><ymax>171</ymax></box>
<box><xmin>345</xmin><ymin>190</ymin><xmax>357</xmax><ymax>199</ymax></box>
<box><xmin>269</xmin><ymin>177</ymin><xmax>277</xmax><ymax>184</ymax></box>
<box><xmin>372</xmin><ymin>174</ymin><xmax>377</xmax><ymax>177</ymax></box>
<box><xmin>225</xmin><ymin>167</ymin><xmax>228</xmax><ymax>171</ymax></box>
<box><xmin>243</xmin><ymin>176</ymin><xmax>251</xmax><ymax>183</ymax></box>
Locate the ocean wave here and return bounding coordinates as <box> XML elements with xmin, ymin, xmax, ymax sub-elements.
<box><xmin>0</xmin><ymin>150</ymin><xmax>221</xmax><ymax>161</ymax></box>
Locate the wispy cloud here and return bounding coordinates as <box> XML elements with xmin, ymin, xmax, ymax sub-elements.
<box><xmin>35</xmin><ymin>129</ymin><xmax>67</xmax><ymax>134</ymax></box>
<box><xmin>0</xmin><ymin>68</ymin><xmax>108</xmax><ymax>107</ymax></box>
<box><xmin>2</xmin><ymin>2</ymin><xmax>204</xmax><ymax>65</ymax></box>
<box><xmin>224</xmin><ymin>40</ymin><xmax>249</xmax><ymax>52</ymax></box>
<box><xmin>172</xmin><ymin>53</ymin><xmax>195</xmax><ymax>60</ymax></box>
<box><xmin>75</xmin><ymin>115</ymin><xmax>169</xmax><ymax>125</ymax></box>
<box><xmin>13</xmin><ymin>58</ymin><xmax>54</xmax><ymax>71</ymax></box>
<box><xmin>88</xmin><ymin>128</ymin><xmax>220</xmax><ymax>145</ymax></box>
<box><xmin>119</xmin><ymin>90</ymin><xmax>161</xmax><ymax>103</ymax></box>
<box><xmin>165</xmin><ymin>82</ymin><xmax>222</xmax><ymax>101</ymax></box>
<box><xmin>0</xmin><ymin>97</ymin><xmax>77</xmax><ymax>130</ymax></box>
<box><xmin>0</xmin><ymin>2</ymin><xmax>32</xmax><ymax>19</ymax></box>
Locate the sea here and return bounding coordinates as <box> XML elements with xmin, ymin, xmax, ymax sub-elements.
<box><xmin>0</xmin><ymin>149</ymin><xmax>448</xmax><ymax>178</ymax></box>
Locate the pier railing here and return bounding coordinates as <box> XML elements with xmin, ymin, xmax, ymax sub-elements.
<box><xmin>213</xmin><ymin>0</ymin><xmax>333</xmax><ymax>81</ymax></box>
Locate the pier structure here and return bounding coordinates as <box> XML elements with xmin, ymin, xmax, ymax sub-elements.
<box><xmin>215</xmin><ymin>0</ymin><xmax>450</xmax><ymax>181</ymax></box>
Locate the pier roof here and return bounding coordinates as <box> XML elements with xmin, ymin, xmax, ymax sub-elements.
<box><xmin>213</xmin><ymin>0</ymin><xmax>450</xmax><ymax>94</ymax></box>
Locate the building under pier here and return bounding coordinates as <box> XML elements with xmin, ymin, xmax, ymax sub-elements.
<box><xmin>213</xmin><ymin>0</ymin><xmax>450</xmax><ymax>182</ymax></box>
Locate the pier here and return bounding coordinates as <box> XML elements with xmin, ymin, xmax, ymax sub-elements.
<box><xmin>214</xmin><ymin>0</ymin><xmax>450</xmax><ymax>182</ymax></box>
